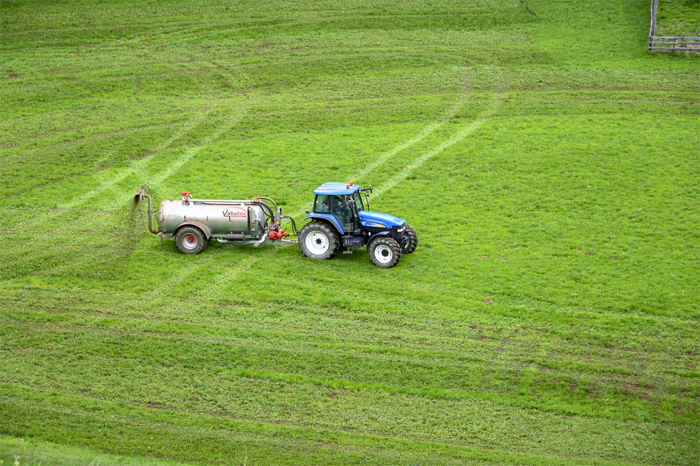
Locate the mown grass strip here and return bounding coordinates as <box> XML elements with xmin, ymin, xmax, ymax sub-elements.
<box><xmin>1</xmin><ymin>313</ymin><xmax>697</xmax><ymax>427</ymax></box>
<box><xmin>0</xmin><ymin>384</ymin><xmax>654</xmax><ymax>466</ymax></box>
<box><xmin>0</xmin><ymin>435</ymin><xmax>191</xmax><ymax>466</ymax></box>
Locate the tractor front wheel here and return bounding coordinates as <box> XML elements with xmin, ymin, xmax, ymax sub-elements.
<box><xmin>299</xmin><ymin>221</ymin><xmax>340</xmax><ymax>260</ymax></box>
<box><xmin>369</xmin><ymin>237</ymin><xmax>402</xmax><ymax>268</ymax></box>
<box><xmin>175</xmin><ymin>226</ymin><xmax>207</xmax><ymax>254</ymax></box>
<box><xmin>402</xmin><ymin>224</ymin><xmax>418</xmax><ymax>254</ymax></box>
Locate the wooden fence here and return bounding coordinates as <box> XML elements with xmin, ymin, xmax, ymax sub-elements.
<box><xmin>648</xmin><ymin>0</ymin><xmax>700</xmax><ymax>52</ymax></box>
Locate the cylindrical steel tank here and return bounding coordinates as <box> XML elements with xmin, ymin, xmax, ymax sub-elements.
<box><xmin>158</xmin><ymin>199</ymin><xmax>268</xmax><ymax>243</ymax></box>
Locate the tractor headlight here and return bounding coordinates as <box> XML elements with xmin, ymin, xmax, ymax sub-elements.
<box><xmin>397</xmin><ymin>226</ymin><xmax>405</xmax><ymax>233</ymax></box>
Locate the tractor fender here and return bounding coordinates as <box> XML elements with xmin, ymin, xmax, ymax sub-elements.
<box><xmin>367</xmin><ymin>231</ymin><xmax>392</xmax><ymax>248</ymax></box>
<box><xmin>303</xmin><ymin>213</ymin><xmax>345</xmax><ymax>235</ymax></box>
<box><xmin>174</xmin><ymin>220</ymin><xmax>212</xmax><ymax>239</ymax></box>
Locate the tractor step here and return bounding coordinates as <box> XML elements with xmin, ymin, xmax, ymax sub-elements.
<box><xmin>343</xmin><ymin>248</ymin><xmax>353</xmax><ymax>254</ymax></box>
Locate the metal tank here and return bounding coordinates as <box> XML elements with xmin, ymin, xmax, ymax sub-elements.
<box><xmin>158</xmin><ymin>198</ymin><xmax>267</xmax><ymax>244</ymax></box>
<box><xmin>134</xmin><ymin>189</ymin><xmax>298</xmax><ymax>253</ymax></box>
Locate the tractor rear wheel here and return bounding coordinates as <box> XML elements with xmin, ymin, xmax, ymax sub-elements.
<box><xmin>402</xmin><ymin>224</ymin><xmax>418</xmax><ymax>254</ymax></box>
<box><xmin>175</xmin><ymin>226</ymin><xmax>207</xmax><ymax>254</ymax></box>
<box><xmin>299</xmin><ymin>221</ymin><xmax>340</xmax><ymax>260</ymax></box>
<box><xmin>369</xmin><ymin>237</ymin><xmax>401</xmax><ymax>268</ymax></box>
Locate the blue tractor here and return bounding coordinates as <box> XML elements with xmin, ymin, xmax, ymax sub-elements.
<box><xmin>298</xmin><ymin>182</ymin><xmax>417</xmax><ymax>268</ymax></box>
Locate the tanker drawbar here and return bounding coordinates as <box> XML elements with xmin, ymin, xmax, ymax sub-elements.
<box><xmin>134</xmin><ymin>189</ymin><xmax>298</xmax><ymax>254</ymax></box>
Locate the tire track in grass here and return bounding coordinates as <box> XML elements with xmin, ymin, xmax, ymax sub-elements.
<box><xmin>133</xmin><ymin>103</ymin><xmax>258</xmax><ymax>299</ymax></box>
<box><xmin>0</xmin><ymin>119</ymin><xmax>181</xmax><ymax>165</ymax></box>
<box><xmin>2</xmin><ymin>107</ymin><xmax>213</xmax><ymax>243</ymax></box>
<box><xmin>144</xmin><ymin>249</ymin><xmax>273</xmax><ymax>305</ymax></box>
<box><xmin>187</xmin><ymin>246</ymin><xmax>294</xmax><ymax>302</ymax></box>
<box><xmin>13</xmin><ymin>101</ymin><xmax>247</xmax><ymax>235</ymax></box>
<box><xmin>144</xmin><ymin>103</ymin><xmax>251</xmax><ymax>193</ymax></box>
<box><xmin>210</xmin><ymin>120</ymin><xmax>501</xmax><ymax>302</ymax></box>
<box><xmin>186</xmin><ymin>99</ymin><xmax>469</xmax><ymax>301</ymax></box>
<box><xmin>161</xmin><ymin>75</ymin><xmax>500</xmax><ymax>298</ymax></box>
<box><xmin>58</xmin><ymin>108</ymin><xmax>213</xmax><ymax>211</ymax></box>
<box><xmin>6</xmin><ymin>90</ymin><xmax>491</xmax><ymax>284</ymax></box>
<box><xmin>191</xmin><ymin>248</ymin><xmax>279</xmax><ymax>298</ymax></box>
<box><xmin>1</xmin><ymin>103</ymin><xmax>251</xmax><ymax>280</ymax></box>
<box><xmin>479</xmin><ymin>328</ymin><xmax>535</xmax><ymax>394</ymax></box>
<box><xmin>372</xmin><ymin>97</ymin><xmax>501</xmax><ymax>200</ymax></box>
<box><xmin>360</xmin><ymin>65</ymin><xmax>508</xmax><ymax>200</ymax></box>
<box><xmin>184</xmin><ymin>95</ymin><xmax>492</xmax><ymax>299</ymax></box>
<box><xmin>348</xmin><ymin>95</ymin><xmax>467</xmax><ymax>184</ymax></box>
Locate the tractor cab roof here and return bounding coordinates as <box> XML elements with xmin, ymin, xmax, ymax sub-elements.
<box><xmin>313</xmin><ymin>182</ymin><xmax>361</xmax><ymax>196</ymax></box>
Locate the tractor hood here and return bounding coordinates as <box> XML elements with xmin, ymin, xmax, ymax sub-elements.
<box><xmin>358</xmin><ymin>210</ymin><xmax>406</xmax><ymax>229</ymax></box>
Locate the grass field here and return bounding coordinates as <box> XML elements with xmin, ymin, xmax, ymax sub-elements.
<box><xmin>656</xmin><ymin>0</ymin><xmax>700</xmax><ymax>36</ymax></box>
<box><xmin>1</xmin><ymin>0</ymin><xmax>699</xmax><ymax>464</ymax></box>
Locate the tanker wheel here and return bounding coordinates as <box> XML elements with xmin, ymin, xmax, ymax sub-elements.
<box><xmin>298</xmin><ymin>221</ymin><xmax>340</xmax><ymax>260</ymax></box>
<box><xmin>175</xmin><ymin>226</ymin><xmax>207</xmax><ymax>254</ymax></box>
<box><xmin>369</xmin><ymin>237</ymin><xmax>401</xmax><ymax>268</ymax></box>
<box><xmin>401</xmin><ymin>224</ymin><xmax>418</xmax><ymax>254</ymax></box>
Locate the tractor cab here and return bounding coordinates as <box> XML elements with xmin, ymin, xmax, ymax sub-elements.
<box><xmin>300</xmin><ymin>182</ymin><xmax>417</xmax><ymax>267</ymax></box>
<box><xmin>311</xmin><ymin>182</ymin><xmax>362</xmax><ymax>233</ymax></box>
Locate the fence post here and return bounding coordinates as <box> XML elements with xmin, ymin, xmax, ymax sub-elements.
<box><xmin>649</xmin><ymin>0</ymin><xmax>658</xmax><ymax>50</ymax></box>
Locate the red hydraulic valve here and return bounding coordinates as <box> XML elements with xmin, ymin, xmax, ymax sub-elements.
<box><xmin>268</xmin><ymin>228</ymin><xmax>290</xmax><ymax>241</ymax></box>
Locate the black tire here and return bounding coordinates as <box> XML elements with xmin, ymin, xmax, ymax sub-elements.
<box><xmin>175</xmin><ymin>226</ymin><xmax>207</xmax><ymax>254</ymax></box>
<box><xmin>402</xmin><ymin>224</ymin><xmax>418</xmax><ymax>254</ymax></box>
<box><xmin>368</xmin><ymin>237</ymin><xmax>402</xmax><ymax>268</ymax></box>
<box><xmin>298</xmin><ymin>221</ymin><xmax>340</xmax><ymax>260</ymax></box>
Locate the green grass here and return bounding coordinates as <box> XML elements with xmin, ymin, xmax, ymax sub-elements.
<box><xmin>0</xmin><ymin>435</ymin><xmax>189</xmax><ymax>466</ymax></box>
<box><xmin>656</xmin><ymin>0</ymin><xmax>700</xmax><ymax>36</ymax></box>
<box><xmin>1</xmin><ymin>0</ymin><xmax>699</xmax><ymax>464</ymax></box>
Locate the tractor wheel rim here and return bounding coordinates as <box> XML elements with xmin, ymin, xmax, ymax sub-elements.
<box><xmin>305</xmin><ymin>230</ymin><xmax>329</xmax><ymax>254</ymax></box>
<box><xmin>183</xmin><ymin>234</ymin><xmax>198</xmax><ymax>250</ymax></box>
<box><xmin>375</xmin><ymin>244</ymin><xmax>393</xmax><ymax>264</ymax></box>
